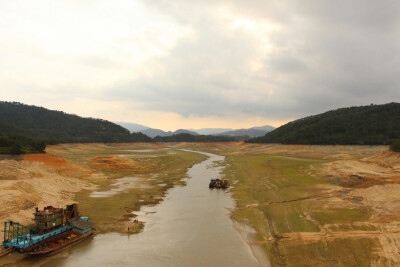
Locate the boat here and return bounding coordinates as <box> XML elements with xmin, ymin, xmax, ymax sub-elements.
<box><xmin>209</xmin><ymin>178</ymin><xmax>230</xmax><ymax>189</ymax></box>
<box><xmin>21</xmin><ymin>229</ymin><xmax>93</xmax><ymax>256</ymax></box>
<box><xmin>2</xmin><ymin>204</ymin><xmax>94</xmax><ymax>256</ymax></box>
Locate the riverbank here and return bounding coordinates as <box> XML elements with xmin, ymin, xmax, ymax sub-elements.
<box><xmin>0</xmin><ymin>143</ymin><xmax>207</xmax><ymax>236</ymax></box>
<box><xmin>40</xmin><ymin>149</ymin><xmax>260</xmax><ymax>266</ymax></box>
<box><xmin>204</xmin><ymin>144</ymin><xmax>400</xmax><ymax>266</ymax></box>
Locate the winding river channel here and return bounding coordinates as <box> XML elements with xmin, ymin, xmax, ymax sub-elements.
<box><xmin>45</xmin><ymin>150</ymin><xmax>262</xmax><ymax>266</ymax></box>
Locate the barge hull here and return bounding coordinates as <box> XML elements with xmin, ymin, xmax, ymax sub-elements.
<box><xmin>22</xmin><ymin>230</ymin><xmax>93</xmax><ymax>256</ymax></box>
<box><xmin>0</xmin><ymin>247</ymin><xmax>15</xmax><ymax>257</ymax></box>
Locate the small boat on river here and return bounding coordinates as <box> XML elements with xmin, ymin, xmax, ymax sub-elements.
<box><xmin>209</xmin><ymin>178</ymin><xmax>230</xmax><ymax>189</ymax></box>
<box><xmin>2</xmin><ymin>204</ymin><xmax>94</xmax><ymax>257</ymax></box>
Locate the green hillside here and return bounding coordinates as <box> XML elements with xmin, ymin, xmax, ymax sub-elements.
<box><xmin>248</xmin><ymin>103</ymin><xmax>400</xmax><ymax>145</ymax></box>
<box><xmin>0</xmin><ymin>102</ymin><xmax>151</xmax><ymax>153</ymax></box>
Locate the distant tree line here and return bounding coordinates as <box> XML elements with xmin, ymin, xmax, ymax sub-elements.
<box><xmin>248</xmin><ymin>103</ymin><xmax>400</xmax><ymax>145</ymax></box>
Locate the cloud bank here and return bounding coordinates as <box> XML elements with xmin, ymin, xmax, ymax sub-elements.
<box><xmin>1</xmin><ymin>0</ymin><xmax>399</xmax><ymax>130</ymax></box>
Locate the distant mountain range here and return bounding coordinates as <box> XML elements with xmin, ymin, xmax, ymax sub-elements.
<box><xmin>114</xmin><ymin>122</ymin><xmax>149</xmax><ymax>133</ymax></box>
<box><xmin>217</xmin><ymin>128</ymin><xmax>269</xmax><ymax>138</ymax></box>
<box><xmin>140</xmin><ymin>128</ymin><xmax>199</xmax><ymax>138</ymax></box>
<box><xmin>114</xmin><ymin>122</ymin><xmax>275</xmax><ymax>138</ymax></box>
<box><xmin>190</xmin><ymin>128</ymin><xmax>233</xmax><ymax>135</ymax></box>
<box><xmin>112</xmin><ymin>122</ymin><xmax>197</xmax><ymax>137</ymax></box>
<box><xmin>216</xmin><ymin>125</ymin><xmax>276</xmax><ymax>138</ymax></box>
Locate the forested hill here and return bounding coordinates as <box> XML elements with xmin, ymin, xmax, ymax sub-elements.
<box><xmin>248</xmin><ymin>103</ymin><xmax>400</xmax><ymax>145</ymax></box>
<box><xmin>0</xmin><ymin>102</ymin><xmax>151</xmax><ymax>146</ymax></box>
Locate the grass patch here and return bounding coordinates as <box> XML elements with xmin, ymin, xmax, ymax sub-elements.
<box><xmin>311</xmin><ymin>208</ymin><xmax>371</xmax><ymax>225</ymax></box>
<box><xmin>276</xmin><ymin>237</ymin><xmax>384</xmax><ymax>267</ymax></box>
<box><xmin>217</xmin><ymin>150</ymin><xmax>381</xmax><ymax>266</ymax></box>
<box><xmin>226</xmin><ymin>154</ymin><xmax>326</xmax><ymax>249</ymax></box>
<box><xmin>260</xmin><ymin>202</ymin><xmax>320</xmax><ymax>233</ymax></box>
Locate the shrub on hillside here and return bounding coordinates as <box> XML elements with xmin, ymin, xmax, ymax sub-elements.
<box><xmin>390</xmin><ymin>139</ymin><xmax>400</xmax><ymax>152</ymax></box>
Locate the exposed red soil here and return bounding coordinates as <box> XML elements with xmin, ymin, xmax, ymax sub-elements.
<box><xmin>24</xmin><ymin>154</ymin><xmax>69</xmax><ymax>167</ymax></box>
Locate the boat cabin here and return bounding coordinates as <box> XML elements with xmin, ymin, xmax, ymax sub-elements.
<box><xmin>71</xmin><ymin>219</ymin><xmax>94</xmax><ymax>234</ymax></box>
<box><xmin>33</xmin><ymin>204</ymin><xmax>80</xmax><ymax>233</ymax></box>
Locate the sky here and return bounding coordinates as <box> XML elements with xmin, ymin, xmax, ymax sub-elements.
<box><xmin>1</xmin><ymin>0</ymin><xmax>399</xmax><ymax>131</ymax></box>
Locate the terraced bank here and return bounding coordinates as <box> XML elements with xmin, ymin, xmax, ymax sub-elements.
<box><xmin>210</xmin><ymin>144</ymin><xmax>399</xmax><ymax>266</ymax></box>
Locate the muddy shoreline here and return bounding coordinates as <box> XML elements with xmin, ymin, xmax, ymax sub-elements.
<box><xmin>233</xmin><ymin>218</ymin><xmax>271</xmax><ymax>267</ymax></box>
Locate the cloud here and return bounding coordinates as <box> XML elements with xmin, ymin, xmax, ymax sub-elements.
<box><xmin>1</xmin><ymin>0</ymin><xmax>399</xmax><ymax>129</ymax></box>
<box><xmin>104</xmin><ymin>0</ymin><xmax>400</xmax><ymax>121</ymax></box>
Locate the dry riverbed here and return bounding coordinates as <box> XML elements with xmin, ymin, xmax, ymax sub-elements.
<box><xmin>1</xmin><ymin>143</ymin><xmax>400</xmax><ymax>266</ymax></box>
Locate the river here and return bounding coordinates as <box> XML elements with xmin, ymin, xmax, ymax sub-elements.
<box><xmin>44</xmin><ymin>150</ymin><xmax>262</xmax><ymax>266</ymax></box>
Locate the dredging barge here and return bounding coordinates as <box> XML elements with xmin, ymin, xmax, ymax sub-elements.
<box><xmin>1</xmin><ymin>204</ymin><xmax>94</xmax><ymax>256</ymax></box>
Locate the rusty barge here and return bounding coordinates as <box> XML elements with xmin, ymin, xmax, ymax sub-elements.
<box><xmin>1</xmin><ymin>204</ymin><xmax>94</xmax><ymax>257</ymax></box>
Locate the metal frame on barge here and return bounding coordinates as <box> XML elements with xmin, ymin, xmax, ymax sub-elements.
<box><xmin>1</xmin><ymin>204</ymin><xmax>94</xmax><ymax>257</ymax></box>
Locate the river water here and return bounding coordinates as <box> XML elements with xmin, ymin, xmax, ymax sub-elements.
<box><xmin>45</xmin><ymin>151</ymin><xmax>261</xmax><ymax>266</ymax></box>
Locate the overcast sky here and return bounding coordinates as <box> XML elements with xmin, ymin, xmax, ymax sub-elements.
<box><xmin>1</xmin><ymin>0</ymin><xmax>399</xmax><ymax>130</ymax></box>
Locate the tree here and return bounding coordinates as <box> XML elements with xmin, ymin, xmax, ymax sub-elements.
<box><xmin>390</xmin><ymin>139</ymin><xmax>400</xmax><ymax>152</ymax></box>
<box><xmin>10</xmin><ymin>143</ymin><xmax>23</xmax><ymax>154</ymax></box>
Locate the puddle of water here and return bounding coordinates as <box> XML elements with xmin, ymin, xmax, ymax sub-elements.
<box><xmin>90</xmin><ymin>177</ymin><xmax>151</xmax><ymax>198</ymax></box>
<box><xmin>43</xmin><ymin>150</ymin><xmax>266</xmax><ymax>267</ymax></box>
